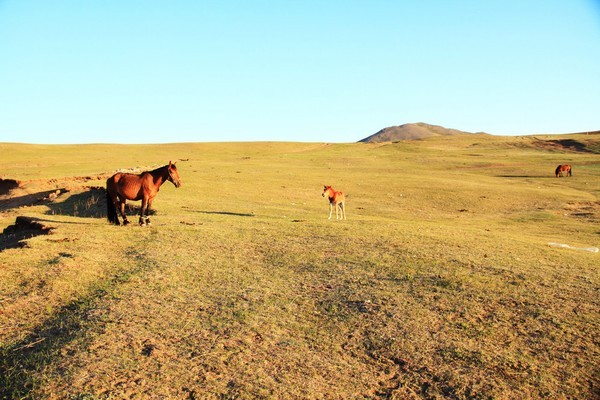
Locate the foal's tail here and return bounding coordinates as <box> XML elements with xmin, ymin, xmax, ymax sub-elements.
<box><xmin>106</xmin><ymin>189</ymin><xmax>119</xmax><ymax>225</ymax></box>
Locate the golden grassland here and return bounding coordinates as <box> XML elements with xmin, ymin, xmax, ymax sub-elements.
<box><xmin>0</xmin><ymin>134</ymin><xmax>599</xmax><ymax>399</ymax></box>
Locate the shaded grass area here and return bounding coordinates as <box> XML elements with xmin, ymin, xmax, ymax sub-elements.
<box><xmin>0</xmin><ymin>235</ymin><xmax>160</xmax><ymax>398</ymax></box>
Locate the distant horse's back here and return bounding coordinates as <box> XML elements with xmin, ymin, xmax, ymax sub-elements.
<box><xmin>555</xmin><ymin>164</ymin><xmax>572</xmax><ymax>177</ymax></box>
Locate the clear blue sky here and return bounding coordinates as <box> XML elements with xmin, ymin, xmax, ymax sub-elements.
<box><xmin>1</xmin><ymin>0</ymin><xmax>599</xmax><ymax>143</ymax></box>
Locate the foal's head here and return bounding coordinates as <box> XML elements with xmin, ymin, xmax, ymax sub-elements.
<box><xmin>322</xmin><ymin>185</ymin><xmax>333</xmax><ymax>198</ymax></box>
<box><xmin>167</xmin><ymin>161</ymin><xmax>182</xmax><ymax>188</ymax></box>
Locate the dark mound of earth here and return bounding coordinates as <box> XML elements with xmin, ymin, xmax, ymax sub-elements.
<box><xmin>0</xmin><ymin>216</ymin><xmax>54</xmax><ymax>252</ymax></box>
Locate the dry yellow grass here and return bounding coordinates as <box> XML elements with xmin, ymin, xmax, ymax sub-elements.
<box><xmin>0</xmin><ymin>134</ymin><xmax>598</xmax><ymax>399</ymax></box>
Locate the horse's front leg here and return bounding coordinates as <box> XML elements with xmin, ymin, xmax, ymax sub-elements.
<box><xmin>328</xmin><ymin>203</ymin><xmax>333</xmax><ymax>220</ymax></box>
<box><xmin>119</xmin><ymin>199</ymin><xmax>130</xmax><ymax>225</ymax></box>
<box><xmin>145</xmin><ymin>198</ymin><xmax>154</xmax><ymax>226</ymax></box>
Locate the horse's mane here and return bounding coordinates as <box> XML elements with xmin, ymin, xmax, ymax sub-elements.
<box><xmin>150</xmin><ymin>164</ymin><xmax>169</xmax><ymax>174</ymax></box>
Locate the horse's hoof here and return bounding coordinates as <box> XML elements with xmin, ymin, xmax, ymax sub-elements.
<box><xmin>123</xmin><ymin>220</ymin><xmax>130</xmax><ymax>226</ymax></box>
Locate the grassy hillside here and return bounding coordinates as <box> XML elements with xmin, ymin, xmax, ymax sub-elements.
<box><xmin>358</xmin><ymin>122</ymin><xmax>474</xmax><ymax>142</ymax></box>
<box><xmin>0</xmin><ymin>134</ymin><xmax>598</xmax><ymax>399</ymax></box>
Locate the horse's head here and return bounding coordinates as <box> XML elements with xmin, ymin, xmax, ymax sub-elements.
<box><xmin>167</xmin><ymin>161</ymin><xmax>182</xmax><ymax>188</ymax></box>
<box><xmin>322</xmin><ymin>185</ymin><xmax>332</xmax><ymax>197</ymax></box>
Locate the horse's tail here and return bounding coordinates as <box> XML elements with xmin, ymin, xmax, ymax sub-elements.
<box><xmin>568</xmin><ymin>165</ymin><xmax>572</xmax><ymax>176</ymax></box>
<box><xmin>106</xmin><ymin>187</ymin><xmax>119</xmax><ymax>225</ymax></box>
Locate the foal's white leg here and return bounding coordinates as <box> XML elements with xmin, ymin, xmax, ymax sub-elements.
<box><xmin>340</xmin><ymin>203</ymin><xmax>346</xmax><ymax>220</ymax></box>
<box><xmin>335</xmin><ymin>203</ymin><xmax>340</xmax><ymax>220</ymax></box>
<box><xmin>328</xmin><ymin>203</ymin><xmax>333</xmax><ymax>219</ymax></box>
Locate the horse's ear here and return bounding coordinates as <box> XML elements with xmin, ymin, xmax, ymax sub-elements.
<box><xmin>169</xmin><ymin>161</ymin><xmax>172</xmax><ymax>167</ymax></box>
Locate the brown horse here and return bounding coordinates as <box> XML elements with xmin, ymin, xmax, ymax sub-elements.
<box><xmin>555</xmin><ymin>164</ymin><xmax>572</xmax><ymax>177</ymax></box>
<box><xmin>322</xmin><ymin>185</ymin><xmax>346</xmax><ymax>220</ymax></box>
<box><xmin>106</xmin><ymin>161</ymin><xmax>181</xmax><ymax>225</ymax></box>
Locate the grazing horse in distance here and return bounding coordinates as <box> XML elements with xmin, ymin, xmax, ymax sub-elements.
<box><xmin>106</xmin><ymin>161</ymin><xmax>181</xmax><ymax>225</ymax></box>
<box><xmin>555</xmin><ymin>164</ymin><xmax>572</xmax><ymax>177</ymax></box>
<box><xmin>322</xmin><ymin>185</ymin><xmax>346</xmax><ymax>220</ymax></box>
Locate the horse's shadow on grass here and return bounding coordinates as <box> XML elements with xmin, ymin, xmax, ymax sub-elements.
<box><xmin>496</xmin><ymin>175</ymin><xmax>556</xmax><ymax>179</ymax></box>
<box><xmin>196</xmin><ymin>210</ymin><xmax>255</xmax><ymax>217</ymax></box>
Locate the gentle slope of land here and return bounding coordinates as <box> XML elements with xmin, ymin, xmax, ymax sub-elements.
<box><xmin>0</xmin><ymin>134</ymin><xmax>598</xmax><ymax>399</ymax></box>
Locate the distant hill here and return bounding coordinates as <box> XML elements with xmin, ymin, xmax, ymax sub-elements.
<box><xmin>359</xmin><ymin>122</ymin><xmax>475</xmax><ymax>143</ymax></box>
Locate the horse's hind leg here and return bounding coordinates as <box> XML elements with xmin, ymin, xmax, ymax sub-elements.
<box><xmin>107</xmin><ymin>191</ymin><xmax>121</xmax><ymax>225</ymax></box>
<box><xmin>119</xmin><ymin>198</ymin><xmax>130</xmax><ymax>225</ymax></box>
<box><xmin>340</xmin><ymin>203</ymin><xmax>346</xmax><ymax>220</ymax></box>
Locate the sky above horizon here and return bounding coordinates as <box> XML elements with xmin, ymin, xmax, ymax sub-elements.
<box><xmin>1</xmin><ymin>1</ymin><xmax>599</xmax><ymax>144</ymax></box>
